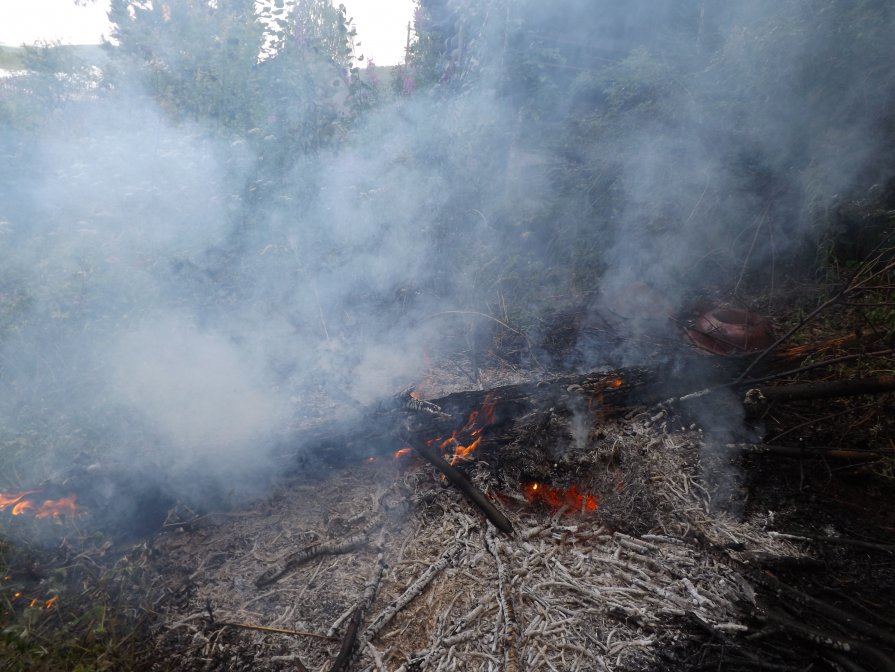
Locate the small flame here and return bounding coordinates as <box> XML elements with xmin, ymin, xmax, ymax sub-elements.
<box><xmin>607</xmin><ymin>377</ymin><xmax>623</xmax><ymax>390</ymax></box>
<box><xmin>11</xmin><ymin>500</ymin><xmax>35</xmax><ymax>516</ymax></box>
<box><xmin>1</xmin><ymin>490</ymin><xmax>78</xmax><ymax>519</ymax></box>
<box><xmin>45</xmin><ymin>596</ymin><xmax>58</xmax><ymax>609</ymax></box>
<box><xmin>444</xmin><ymin>394</ymin><xmax>495</xmax><ymax>464</ymax></box>
<box><xmin>34</xmin><ymin>495</ymin><xmax>78</xmax><ymax>519</ymax></box>
<box><xmin>0</xmin><ymin>490</ymin><xmax>38</xmax><ymax>511</ymax></box>
<box><xmin>392</xmin><ymin>394</ymin><xmax>496</xmax><ymax>468</ymax></box>
<box><xmin>448</xmin><ymin>436</ymin><xmax>482</xmax><ymax>465</ymax></box>
<box><xmin>522</xmin><ymin>481</ymin><xmax>599</xmax><ymax>513</ymax></box>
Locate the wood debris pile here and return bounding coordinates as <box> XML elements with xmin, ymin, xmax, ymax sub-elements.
<box><xmin>144</xmin><ymin>410</ymin><xmax>805</xmax><ymax>672</ymax></box>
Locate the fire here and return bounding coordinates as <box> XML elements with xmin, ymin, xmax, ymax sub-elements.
<box><xmin>0</xmin><ymin>490</ymin><xmax>78</xmax><ymax>519</ymax></box>
<box><xmin>0</xmin><ymin>490</ymin><xmax>38</xmax><ymax>511</ymax></box>
<box><xmin>442</xmin><ymin>394</ymin><xmax>494</xmax><ymax>465</ymax></box>
<box><xmin>11</xmin><ymin>500</ymin><xmax>35</xmax><ymax>516</ymax></box>
<box><xmin>391</xmin><ymin>394</ymin><xmax>496</xmax><ymax>467</ymax></box>
<box><xmin>607</xmin><ymin>377</ymin><xmax>623</xmax><ymax>390</ymax></box>
<box><xmin>34</xmin><ymin>495</ymin><xmax>78</xmax><ymax>519</ymax></box>
<box><xmin>522</xmin><ymin>481</ymin><xmax>599</xmax><ymax>513</ymax></box>
<box><xmin>7</xmin><ymin>590</ymin><xmax>60</xmax><ymax>610</ymax></box>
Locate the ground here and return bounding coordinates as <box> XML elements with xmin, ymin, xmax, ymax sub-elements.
<box><xmin>2</xmin><ymin>278</ymin><xmax>895</xmax><ymax>672</ymax></box>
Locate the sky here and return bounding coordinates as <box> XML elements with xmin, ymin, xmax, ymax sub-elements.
<box><xmin>0</xmin><ymin>0</ymin><xmax>414</xmax><ymax>65</ymax></box>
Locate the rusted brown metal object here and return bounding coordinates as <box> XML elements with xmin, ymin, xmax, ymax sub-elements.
<box><xmin>686</xmin><ymin>308</ymin><xmax>775</xmax><ymax>356</ymax></box>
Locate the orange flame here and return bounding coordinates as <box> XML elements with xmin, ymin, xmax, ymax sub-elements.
<box><xmin>607</xmin><ymin>377</ymin><xmax>623</xmax><ymax>390</ymax></box>
<box><xmin>1</xmin><ymin>490</ymin><xmax>77</xmax><ymax>519</ymax></box>
<box><xmin>392</xmin><ymin>394</ymin><xmax>496</xmax><ymax>468</ymax></box>
<box><xmin>0</xmin><ymin>490</ymin><xmax>38</xmax><ymax>511</ymax></box>
<box><xmin>34</xmin><ymin>495</ymin><xmax>78</xmax><ymax>519</ymax></box>
<box><xmin>443</xmin><ymin>394</ymin><xmax>495</xmax><ymax>464</ymax></box>
<box><xmin>11</xmin><ymin>500</ymin><xmax>35</xmax><ymax>516</ymax></box>
<box><xmin>522</xmin><ymin>481</ymin><xmax>599</xmax><ymax>513</ymax></box>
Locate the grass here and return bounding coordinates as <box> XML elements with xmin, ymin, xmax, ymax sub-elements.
<box><xmin>0</xmin><ymin>530</ymin><xmax>156</xmax><ymax>672</ymax></box>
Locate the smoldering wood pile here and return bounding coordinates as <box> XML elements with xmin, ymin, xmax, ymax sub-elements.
<box><xmin>141</xmin><ymin>366</ymin><xmax>895</xmax><ymax>671</ymax></box>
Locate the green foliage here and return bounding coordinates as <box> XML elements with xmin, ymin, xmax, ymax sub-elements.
<box><xmin>106</xmin><ymin>0</ymin><xmax>358</xmax><ymax>158</ymax></box>
<box><xmin>0</xmin><ymin>43</ymin><xmax>103</xmax><ymax>129</ymax></box>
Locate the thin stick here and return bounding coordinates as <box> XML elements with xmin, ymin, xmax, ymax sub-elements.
<box><xmin>255</xmin><ymin>523</ymin><xmax>378</xmax><ymax>588</ymax></box>
<box><xmin>218</xmin><ymin>621</ymin><xmax>338</xmax><ymax>641</ymax></box>
<box><xmin>734</xmin><ymin>207</ymin><xmax>768</xmax><ymax>297</ymax></box>
<box><xmin>728</xmin><ymin>443</ymin><xmax>890</xmax><ymax>463</ymax></box>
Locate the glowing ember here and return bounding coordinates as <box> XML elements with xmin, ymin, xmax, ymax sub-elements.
<box><xmin>0</xmin><ymin>490</ymin><xmax>78</xmax><ymax>519</ymax></box>
<box><xmin>522</xmin><ymin>481</ymin><xmax>599</xmax><ymax>513</ymax></box>
<box><xmin>393</xmin><ymin>447</ymin><xmax>413</xmax><ymax>459</ymax></box>
<box><xmin>607</xmin><ymin>377</ymin><xmax>623</xmax><ymax>390</ymax></box>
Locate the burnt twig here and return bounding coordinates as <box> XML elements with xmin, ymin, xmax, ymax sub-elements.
<box><xmin>329</xmin><ymin>606</ymin><xmax>363</xmax><ymax>672</ymax></box>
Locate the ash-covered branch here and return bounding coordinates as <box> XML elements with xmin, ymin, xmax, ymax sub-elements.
<box><xmin>361</xmin><ymin>541</ymin><xmax>460</xmax><ymax>645</ymax></box>
<box><xmin>255</xmin><ymin>521</ymin><xmax>379</xmax><ymax>588</ymax></box>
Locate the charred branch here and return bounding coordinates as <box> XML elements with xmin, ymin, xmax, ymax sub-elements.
<box><xmin>412</xmin><ymin>440</ymin><xmax>514</xmax><ymax>535</ymax></box>
<box><xmin>752</xmin><ymin>375</ymin><xmax>895</xmax><ymax>403</ymax></box>
<box><xmin>729</xmin><ymin>443</ymin><xmax>893</xmax><ymax>462</ymax></box>
<box><xmin>329</xmin><ymin>606</ymin><xmax>363</xmax><ymax>672</ymax></box>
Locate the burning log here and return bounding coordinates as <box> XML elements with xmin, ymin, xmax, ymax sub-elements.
<box><xmin>285</xmin><ymin>368</ymin><xmax>656</xmax><ymax>470</ymax></box>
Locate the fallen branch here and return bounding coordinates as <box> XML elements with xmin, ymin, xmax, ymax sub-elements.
<box><xmin>751</xmin><ymin>375</ymin><xmax>895</xmax><ymax>403</ymax></box>
<box><xmin>362</xmin><ymin>541</ymin><xmax>460</xmax><ymax>645</ymax></box>
<box><xmin>329</xmin><ymin>606</ymin><xmax>363</xmax><ymax>672</ymax></box>
<box><xmin>485</xmin><ymin>525</ymin><xmax>521</xmax><ymax>672</ymax></box>
<box><xmin>255</xmin><ymin>522</ymin><xmax>379</xmax><ymax>588</ymax></box>
<box><xmin>412</xmin><ymin>441</ymin><xmax>514</xmax><ymax>535</ymax></box>
<box><xmin>328</xmin><ymin>549</ymin><xmax>386</xmax><ymax>671</ymax></box>
<box><xmin>728</xmin><ymin>443</ymin><xmax>893</xmax><ymax>463</ymax></box>
<box><xmin>217</xmin><ymin>621</ymin><xmax>337</xmax><ymax>641</ymax></box>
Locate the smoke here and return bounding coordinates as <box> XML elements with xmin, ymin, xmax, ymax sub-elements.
<box><xmin>1</xmin><ymin>0</ymin><xmax>893</xmax><ymax>532</ymax></box>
